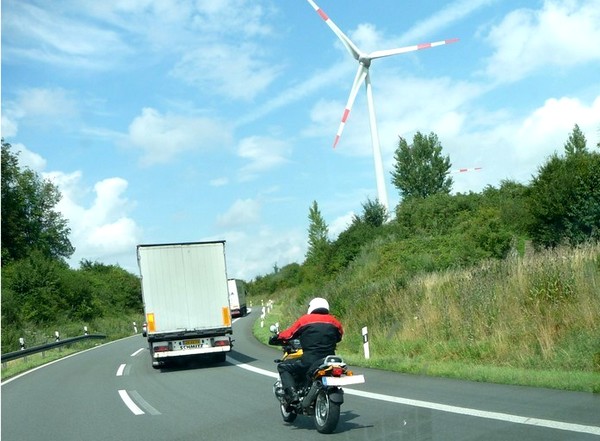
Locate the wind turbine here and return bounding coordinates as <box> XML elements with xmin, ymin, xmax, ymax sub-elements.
<box><xmin>306</xmin><ymin>0</ymin><xmax>458</xmax><ymax>212</ymax></box>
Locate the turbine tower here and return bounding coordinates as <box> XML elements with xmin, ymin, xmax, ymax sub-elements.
<box><xmin>307</xmin><ymin>0</ymin><xmax>458</xmax><ymax>212</ymax></box>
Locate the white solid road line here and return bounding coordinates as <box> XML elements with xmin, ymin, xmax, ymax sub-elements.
<box><xmin>233</xmin><ymin>361</ymin><xmax>279</xmax><ymax>379</ymax></box>
<box><xmin>119</xmin><ymin>390</ymin><xmax>144</xmax><ymax>415</ymax></box>
<box><xmin>229</xmin><ymin>356</ymin><xmax>600</xmax><ymax>436</ymax></box>
<box><xmin>347</xmin><ymin>388</ymin><xmax>600</xmax><ymax>436</ymax></box>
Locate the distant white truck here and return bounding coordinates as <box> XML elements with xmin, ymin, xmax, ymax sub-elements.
<box><xmin>227</xmin><ymin>278</ymin><xmax>247</xmax><ymax>317</ymax></box>
<box><xmin>137</xmin><ymin>241</ymin><xmax>233</xmax><ymax>368</ymax></box>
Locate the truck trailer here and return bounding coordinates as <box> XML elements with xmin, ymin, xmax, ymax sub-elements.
<box><xmin>137</xmin><ymin>241</ymin><xmax>233</xmax><ymax>368</ymax></box>
<box><xmin>227</xmin><ymin>278</ymin><xmax>247</xmax><ymax>317</ymax></box>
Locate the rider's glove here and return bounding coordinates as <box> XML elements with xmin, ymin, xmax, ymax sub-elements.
<box><xmin>268</xmin><ymin>335</ymin><xmax>280</xmax><ymax>345</ymax></box>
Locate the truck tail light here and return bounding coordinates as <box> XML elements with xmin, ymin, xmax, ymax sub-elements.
<box><xmin>154</xmin><ymin>345</ymin><xmax>169</xmax><ymax>352</ymax></box>
<box><xmin>214</xmin><ymin>339</ymin><xmax>229</xmax><ymax>347</ymax></box>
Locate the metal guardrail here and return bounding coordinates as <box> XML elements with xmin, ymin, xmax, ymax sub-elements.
<box><xmin>1</xmin><ymin>334</ymin><xmax>107</xmax><ymax>363</ymax></box>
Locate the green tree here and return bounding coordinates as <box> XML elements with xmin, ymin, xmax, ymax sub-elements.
<box><xmin>395</xmin><ymin>192</ymin><xmax>480</xmax><ymax>237</ymax></box>
<box><xmin>481</xmin><ymin>180</ymin><xmax>531</xmax><ymax>236</ymax></box>
<box><xmin>305</xmin><ymin>201</ymin><xmax>329</xmax><ymax>266</ymax></box>
<box><xmin>1</xmin><ymin>251</ymin><xmax>69</xmax><ymax>324</ymax></box>
<box><xmin>354</xmin><ymin>198</ymin><xmax>388</xmax><ymax>227</ymax></box>
<box><xmin>327</xmin><ymin>220</ymin><xmax>377</xmax><ymax>273</ymax></box>
<box><xmin>1</xmin><ymin>140</ymin><xmax>74</xmax><ymax>264</ymax></box>
<box><xmin>391</xmin><ymin>131</ymin><xmax>453</xmax><ymax>200</ymax></box>
<box><xmin>325</xmin><ymin>198</ymin><xmax>387</xmax><ymax>273</ymax></box>
<box><xmin>528</xmin><ymin>148</ymin><xmax>600</xmax><ymax>248</ymax></box>
<box><xmin>564</xmin><ymin>124</ymin><xmax>587</xmax><ymax>156</ymax></box>
<box><xmin>79</xmin><ymin>260</ymin><xmax>142</xmax><ymax>312</ymax></box>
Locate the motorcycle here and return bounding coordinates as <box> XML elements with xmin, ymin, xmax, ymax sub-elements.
<box><xmin>269</xmin><ymin>324</ymin><xmax>365</xmax><ymax>434</ymax></box>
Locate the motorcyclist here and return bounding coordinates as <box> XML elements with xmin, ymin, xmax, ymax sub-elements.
<box><xmin>269</xmin><ymin>297</ymin><xmax>343</xmax><ymax>403</ymax></box>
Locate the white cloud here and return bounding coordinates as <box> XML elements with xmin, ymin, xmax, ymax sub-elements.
<box><xmin>3</xmin><ymin>1</ymin><xmax>130</xmax><ymax>69</ymax></box>
<box><xmin>87</xmin><ymin>218</ymin><xmax>139</xmax><ymax>251</ymax></box>
<box><xmin>216</xmin><ymin>199</ymin><xmax>261</xmax><ymax>229</ymax></box>
<box><xmin>339</xmin><ymin>0</ymin><xmax>493</xmax><ymax>52</ymax></box>
<box><xmin>307</xmin><ymin>75</ymin><xmax>482</xmax><ymax>161</ymax></box>
<box><xmin>514</xmin><ymin>96</ymin><xmax>600</xmax><ymax>161</ymax></box>
<box><xmin>210</xmin><ymin>177</ymin><xmax>229</xmax><ymax>187</ymax></box>
<box><xmin>171</xmin><ymin>44</ymin><xmax>283</xmax><ymax>101</ymax></box>
<box><xmin>329</xmin><ymin>211</ymin><xmax>355</xmax><ymax>240</ymax></box>
<box><xmin>15</xmin><ymin>88</ymin><xmax>78</xmax><ymax>118</ymax></box>
<box><xmin>443</xmin><ymin>94</ymin><xmax>600</xmax><ymax>193</ymax></box>
<box><xmin>400</xmin><ymin>0</ymin><xmax>496</xmax><ymax>44</ymax></box>
<box><xmin>191</xmin><ymin>0</ymin><xmax>273</xmax><ymax>38</ymax></box>
<box><xmin>12</xmin><ymin>143</ymin><xmax>47</xmax><ymax>171</ymax></box>
<box><xmin>3</xmin><ymin>87</ymin><xmax>79</xmax><ymax>134</ymax></box>
<box><xmin>483</xmin><ymin>0</ymin><xmax>600</xmax><ymax>83</ymax></box>
<box><xmin>220</xmin><ymin>227</ymin><xmax>306</xmax><ymax>280</ymax></box>
<box><xmin>127</xmin><ymin>107</ymin><xmax>234</xmax><ymax>165</ymax></box>
<box><xmin>43</xmin><ymin>170</ymin><xmax>142</xmax><ymax>269</ymax></box>
<box><xmin>237</xmin><ymin>136</ymin><xmax>292</xmax><ymax>181</ymax></box>
<box><xmin>1</xmin><ymin>115</ymin><xmax>18</xmax><ymax>137</ymax></box>
<box><xmin>236</xmin><ymin>63</ymin><xmax>349</xmax><ymax>127</ymax></box>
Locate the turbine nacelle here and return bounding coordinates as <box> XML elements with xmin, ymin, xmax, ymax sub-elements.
<box><xmin>358</xmin><ymin>56</ymin><xmax>372</xmax><ymax>68</ymax></box>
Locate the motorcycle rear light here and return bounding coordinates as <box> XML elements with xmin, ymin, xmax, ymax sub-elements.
<box><xmin>332</xmin><ymin>367</ymin><xmax>344</xmax><ymax>377</ymax></box>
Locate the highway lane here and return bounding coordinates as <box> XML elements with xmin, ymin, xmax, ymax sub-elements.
<box><xmin>2</xmin><ymin>308</ymin><xmax>599</xmax><ymax>440</ymax></box>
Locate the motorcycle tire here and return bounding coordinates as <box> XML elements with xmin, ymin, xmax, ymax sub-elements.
<box><xmin>280</xmin><ymin>403</ymin><xmax>297</xmax><ymax>423</ymax></box>
<box><xmin>314</xmin><ymin>390</ymin><xmax>341</xmax><ymax>434</ymax></box>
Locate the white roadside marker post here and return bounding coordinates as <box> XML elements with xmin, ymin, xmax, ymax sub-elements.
<box><xmin>362</xmin><ymin>326</ymin><xmax>370</xmax><ymax>359</ymax></box>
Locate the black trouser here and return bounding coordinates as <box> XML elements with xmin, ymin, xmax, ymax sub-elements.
<box><xmin>278</xmin><ymin>358</ymin><xmax>314</xmax><ymax>391</ymax></box>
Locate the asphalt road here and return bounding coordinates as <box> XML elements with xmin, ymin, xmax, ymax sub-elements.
<box><xmin>2</xmin><ymin>308</ymin><xmax>599</xmax><ymax>440</ymax></box>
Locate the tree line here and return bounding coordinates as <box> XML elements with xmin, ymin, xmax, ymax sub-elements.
<box><xmin>249</xmin><ymin>124</ymin><xmax>600</xmax><ymax>294</ymax></box>
<box><xmin>2</xmin><ymin>123</ymin><xmax>599</xmax><ymax>348</ymax></box>
<box><xmin>1</xmin><ymin>140</ymin><xmax>143</xmax><ymax>350</ymax></box>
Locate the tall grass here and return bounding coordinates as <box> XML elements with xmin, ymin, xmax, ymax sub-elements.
<box><xmin>257</xmin><ymin>243</ymin><xmax>600</xmax><ymax>392</ymax></box>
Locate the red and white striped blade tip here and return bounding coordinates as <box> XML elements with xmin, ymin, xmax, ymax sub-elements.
<box><xmin>454</xmin><ymin>167</ymin><xmax>482</xmax><ymax>173</ymax></box>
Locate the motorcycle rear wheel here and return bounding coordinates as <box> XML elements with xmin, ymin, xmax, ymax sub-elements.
<box><xmin>314</xmin><ymin>390</ymin><xmax>340</xmax><ymax>434</ymax></box>
<box><xmin>280</xmin><ymin>403</ymin><xmax>297</xmax><ymax>423</ymax></box>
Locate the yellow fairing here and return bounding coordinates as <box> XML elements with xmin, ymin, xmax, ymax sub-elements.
<box><xmin>283</xmin><ymin>348</ymin><xmax>303</xmax><ymax>360</ymax></box>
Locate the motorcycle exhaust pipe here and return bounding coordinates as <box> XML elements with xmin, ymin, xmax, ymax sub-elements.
<box><xmin>301</xmin><ymin>382</ymin><xmax>320</xmax><ymax>408</ymax></box>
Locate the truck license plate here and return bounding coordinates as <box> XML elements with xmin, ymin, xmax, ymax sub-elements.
<box><xmin>183</xmin><ymin>339</ymin><xmax>200</xmax><ymax>346</ymax></box>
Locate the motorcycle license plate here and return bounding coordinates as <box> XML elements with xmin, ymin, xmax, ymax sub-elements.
<box><xmin>322</xmin><ymin>375</ymin><xmax>365</xmax><ymax>386</ymax></box>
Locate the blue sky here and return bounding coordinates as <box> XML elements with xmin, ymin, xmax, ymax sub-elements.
<box><xmin>2</xmin><ymin>0</ymin><xmax>600</xmax><ymax>281</ymax></box>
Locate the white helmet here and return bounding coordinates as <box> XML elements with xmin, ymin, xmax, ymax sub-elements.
<box><xmin>307</xmin><ymin>297</ymin><xmax>329</xmax><ymax>314</ymax></box>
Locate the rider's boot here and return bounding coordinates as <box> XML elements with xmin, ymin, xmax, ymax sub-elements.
<box><xmin>285</xmin><ymin>386</ymin><xmax>300</xmax><ymax>404</ymax></box>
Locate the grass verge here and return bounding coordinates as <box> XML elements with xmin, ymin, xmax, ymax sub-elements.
<box><xmin>1</xmin><ymin>314</ymin><xmax>143</xmax><ymax>382</ymax></box>
<box><xmin>255</xmin><ymin>303</ymin><xmax>600</xmax><ymax>393</ymax></box>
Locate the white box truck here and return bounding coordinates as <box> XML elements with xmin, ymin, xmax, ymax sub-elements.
<box><xmin>227</xmin><ymin>278</ymin><xmax>247</xmax><ymax>317</ymax></box>
<box><xmin>137</xmin><ymin>241</ymin><xmax>233</xmax><ymax>368</ymax></box>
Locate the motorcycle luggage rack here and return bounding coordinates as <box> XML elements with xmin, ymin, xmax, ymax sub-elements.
<box><xmin>321</xmin><ymin>355</ymin><xmax>345</xmax><ymax>367</ymax></box>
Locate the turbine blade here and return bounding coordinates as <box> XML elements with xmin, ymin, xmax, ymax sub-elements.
<box><xmin>453</xmin><ymin>167</ymin><xmax>482</xmax><ymax>174</ymax></box>
<box><xmin>369</xmin><ymin>38</ymin><xmax>459</xmax><ymax>60</ymax></box>
<box><xmin>333</xmin><ymin>65</ymin><xmax>368</xmax><ymax>148</ymax></box>
<box><xmin>306</xmin><ymin>0</ymin><xmax>361</xmax><ymax>60</ymax></box>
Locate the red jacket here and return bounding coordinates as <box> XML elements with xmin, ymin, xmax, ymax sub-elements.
<box><xmin>278</xmin><ymin>312</ymin><xmax>343</xmax><ymax>362</ymax></box>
